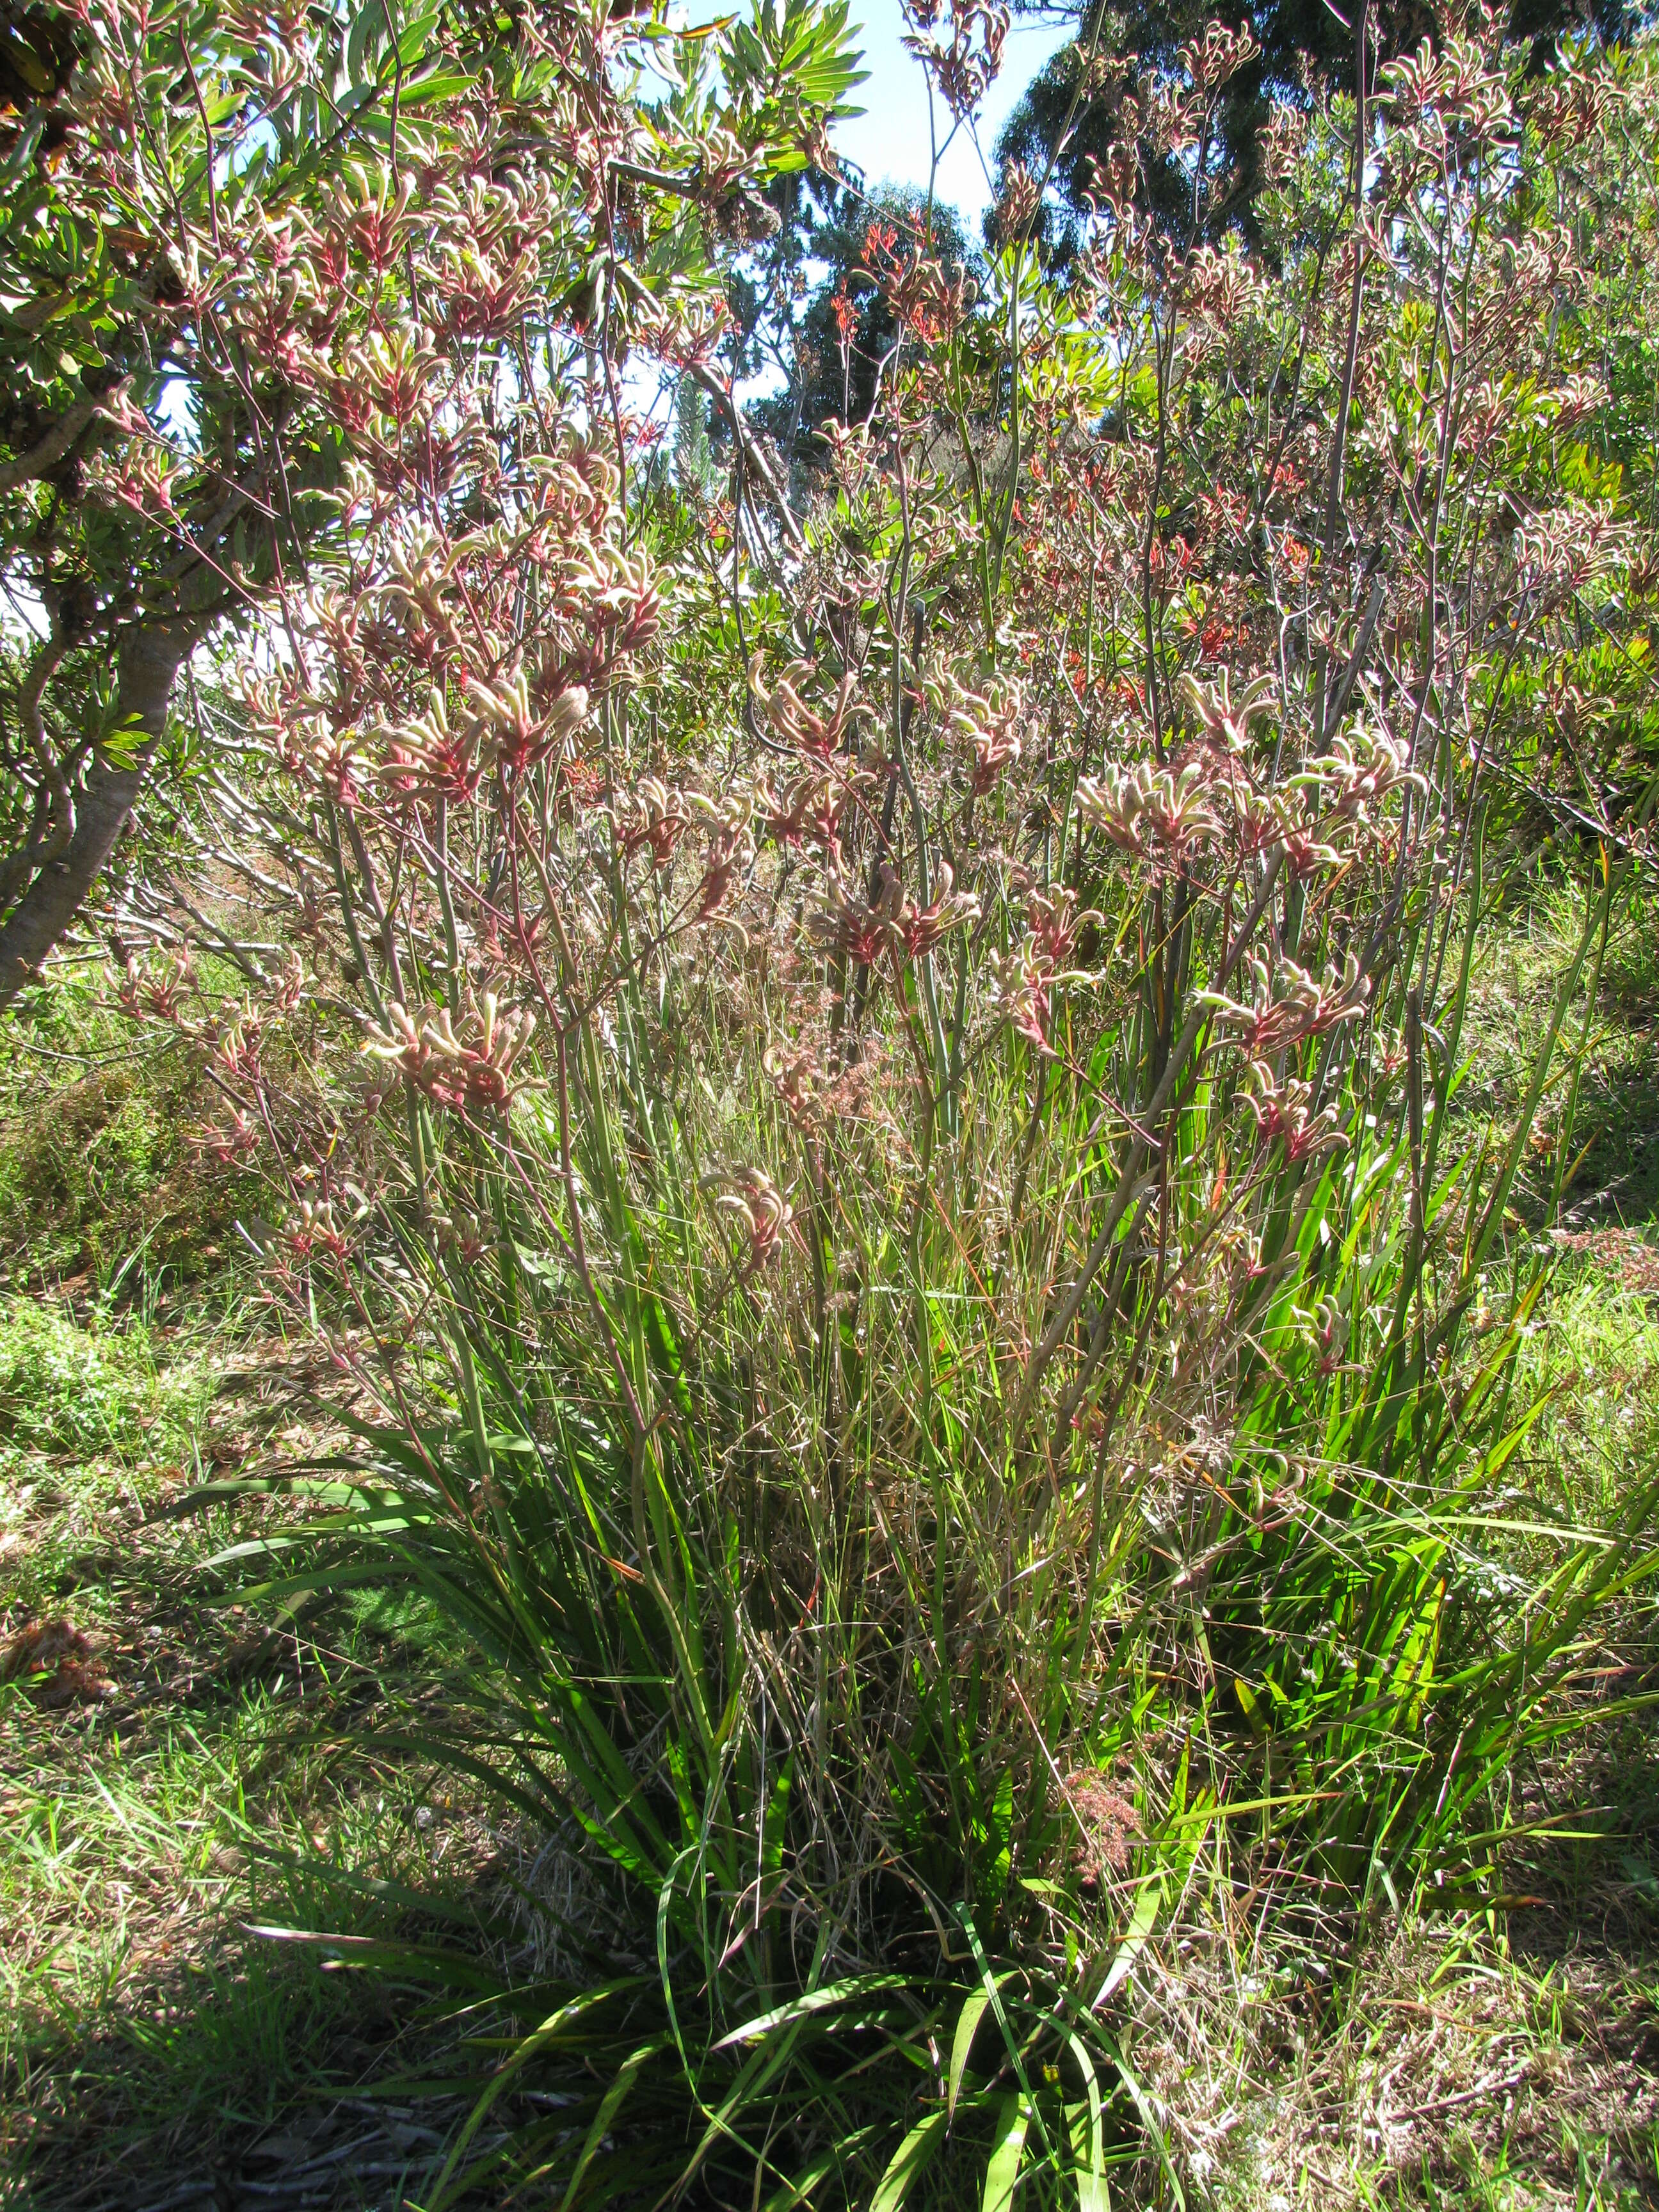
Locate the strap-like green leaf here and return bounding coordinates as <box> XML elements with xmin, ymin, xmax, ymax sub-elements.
<box><xmin>947</xmin><ymin>1985</ymin><xmax>994</xmax><ymax>2121</ymax></box>
<box><xmin>981</xmin><ymin>2092</ymin><xmax>1029</xmax><ymax>2212</ymax></box>
<box><xmin>556</xmin><ymin>2035</ymin><xmax>668</xmax><ymax>2212</ymax></box>
<box><xmin>710</xmin><ymin>1971</ymin><xmax>910</xmax><ymax>2052</ymax></box>
<box><xmin>869</xmin><ymin>2108</ymin><xmax>949</xmax><ymax>2212</ymax></box>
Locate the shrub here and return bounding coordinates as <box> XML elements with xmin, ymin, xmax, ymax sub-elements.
<box><xmin>124</xmin><ymin>5</ymin><xmax>1659</xmax><ymax>2203</ymax></box>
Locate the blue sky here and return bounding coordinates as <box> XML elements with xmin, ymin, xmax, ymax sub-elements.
<box><xmin>828</xmin><ymin>3</ymin><xmax>1076</xmax><ymax>229</ymax></box>
<box><xmin>675</xmin><ymin>0</ymin><xmax>1078</xmax><ymax>232</ymax></box>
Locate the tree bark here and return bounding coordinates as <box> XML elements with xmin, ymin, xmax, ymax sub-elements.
<box><xmin>0</xmin><ymin>620</ymin><xmax>193</xmax><ymax>1009</ymax></box>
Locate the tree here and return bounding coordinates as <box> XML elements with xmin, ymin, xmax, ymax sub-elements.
<box><xmin>0</xmin><ymin>0</ymin><xmax>384</xmax><ymax>1004</ymax></box>
<box><xmin>992</xmin><ymin>0</ymin><xmax>1642</xmax><ymax>259</ymax></box>
<box><xmin>739</xmin><ymin>179</ymin><xmax>982</xmax><ymax>472</ymax></box>
<box><xmin>0</xmin><ymin>0</ymin><xmax>861</xmax><ymax>1008</ymax></box>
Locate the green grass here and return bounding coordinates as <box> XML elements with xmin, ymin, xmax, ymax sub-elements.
<box><xmin>1187</xmin><ymin>1920</ymin><xmax>1659</xmax><ymax>2208</ymax></box>
<box><xmin>0</xmin><ymin>1292</ymin><xmax>211</xmax><ymax>1473</ymax></box>
<box><xmin>0</xmin><ymin>1282</ymin><xmax>508</xmax><ymax>2208</ymax></box>
<box><xmin>6</xmin><ymin>1704</ymin><xmax>410</xmax><ymax>2144</ymax></box>
<box><xmin>1463</xmin><ymin>878</ymin><xmax>1659</xmax><ymax>1234</ymax></box>
<box><xmin>0</xmin><ymin>959</ymin><xmax>261</xmax><ymax>1297</ymax></box>
<box><xmin>0</xmin><ymin>970</ymin><xmax>505</xmax><ymax>2208</ymax></box>
<box><xmin>1525</xmin><ymin>1256</ymin><xmax>1659</xmax><ymax>1521</ymax></box>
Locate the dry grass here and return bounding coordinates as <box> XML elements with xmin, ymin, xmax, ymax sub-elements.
<box><xmin>1144</xmin><ymin>1916</ymin><xmax>1659</xmax><ymax>2209</ymax></box>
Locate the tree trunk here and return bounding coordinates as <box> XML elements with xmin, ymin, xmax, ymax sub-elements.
<box><xmin>0</xmin><ymin>621</ymin><xmax>191</xmax><ymax>1011</ymax></box>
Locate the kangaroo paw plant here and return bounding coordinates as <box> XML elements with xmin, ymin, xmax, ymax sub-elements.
<box><xmin>86</xmin><ymin>0</ymin><xmax>1659</xmax><ymax>2199</ymax></box>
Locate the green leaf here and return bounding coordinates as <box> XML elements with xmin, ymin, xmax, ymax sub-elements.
<box><xmin>1091</xmin><ymin>2024</ymin><xmax>1183</xmax><ymax>2210</ymax></box>
<box><xmin>948</xmin><ymin>1985</ymin><xmax>993</xmax><ymax>2120</ymax></box>
<box><xmin>423</xmin><ymin>1980</ymin><xmax>643</xmax><ymax>2208</ymax></box>
<box><xmin>981</xmin><ymin>2092</ymin><xmax>1029</xmax><ymax>2212</ymax></box>
<box><xmin>869</xmin><ymin>2108</ymin><xmax>948</xmax><ymax>2212</ymax></box>
<box><xmin>1095</xmin><ymin>1878</ymin><xmax>1160</xmax><ymax>2010</ymax></box>
<box><xmin>556</xmin><ymin>2036</ymin><xmax>666</xmax><ymax>2212</ymax></box>
<box><xmin>1064</xmin><ymin>2036</ymin><xmax>1111</xmax><ymax>2212</ymax></box>
<box><xmin>1234</xmin><ymin>1678</ymin><xmax>1266</xmax><ymax>1736</ymax></box>
<box><xmin>762</xmin><ymin>1755</ymin><xmax>792</xmax><ymax>1875</ymax></box>
<box><xmin>710</xmin><ymin>1971</ymin><xmax>910</xmax><ymax>2051</ymax></box>
<box><xmin>101</xmin><ymin>713</ymin><xmax>153</xmax><ymax>767</ymax></box>
<box><xmin>346</xmin><ymin>0</ymin><xmax>385</xmax><ymax>87</ymax></box>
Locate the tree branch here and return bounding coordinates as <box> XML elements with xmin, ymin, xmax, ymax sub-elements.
<box><xmin>0</xmin><ymin>619</ymin><xmax>200</xmax><ymax>1009</ymax></box>
<box><xmin>0</xmin><ymin>380</ymin><xmax>133</xmax><ymax>494</ymax></box>
<box><xmin>687</xmin><ymin>364</ymin><xmax>806</xmax><ymax>557</ymax></box>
